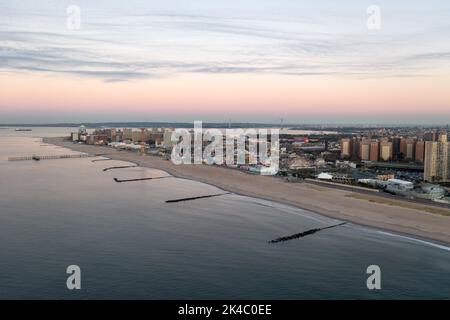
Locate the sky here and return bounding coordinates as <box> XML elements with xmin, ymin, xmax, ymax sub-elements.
<box><xmin>0</xmin><ymin>0</ymin><xmax>449</xmax><ymax>124</ymax></box>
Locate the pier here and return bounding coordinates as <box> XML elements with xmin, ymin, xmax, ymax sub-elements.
<box><xmin>8</xmin><ymin>154</ymin><xmax>93</xmax><ymax>161</ymax></box>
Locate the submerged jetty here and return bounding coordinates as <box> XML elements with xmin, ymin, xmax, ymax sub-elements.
<box><xmin>113</xmin><ymin>176</ymin><xmax>171</xmax><ymax>183</ymax></box>
<box><xmin>269</xmin><ymin>222</ymin><xmax>347</xmax><ymax>243</ymax></box>
<box><xmin>92</xmin><ymin>158</ymin><xmax>113</xmax><ymax>162</ymax></box>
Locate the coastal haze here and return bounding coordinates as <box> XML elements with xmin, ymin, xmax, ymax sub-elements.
<box><xmin>0</xmin><ymin>128</ymin><xmax>449</xmax><ymax>299</ymax></box>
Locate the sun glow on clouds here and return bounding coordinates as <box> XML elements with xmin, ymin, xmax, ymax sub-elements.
<box><xmin>2</xmin><ymin>73</ymin><xmax>449</xmax><ymax>116</ymax></box>
<box><xmin>0</xmin><ymin>0</ymin><xmax>450</xmax><ymax>123</ymax></box>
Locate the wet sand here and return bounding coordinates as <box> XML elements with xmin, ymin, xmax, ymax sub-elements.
<box><xmin>45</xmin><ymin>137</ymin><xmax>450</xmax><ymax>244</ymax></box>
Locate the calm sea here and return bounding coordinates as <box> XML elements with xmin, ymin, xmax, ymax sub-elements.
<box><xmin>0</xmin><ymin>127</ymin><xmax>449</xmax><ymax>299</ymax></box>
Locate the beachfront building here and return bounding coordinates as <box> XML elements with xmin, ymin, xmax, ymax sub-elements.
<box><xmin>424</xmin><ymin>132</ymin><xmax>450</xmax><ymax>182</ymax></box>
<box><xmin>360</xmin><ymin>140</ymin><xmax>371</xmax><ymax>161</ymax></box>
<box><xmin>415</xmin><ymin>141</ymin><xmax>425</xmax><ymax>163</ymax></box>
<box><xmin>369</xmin><ymin>140</ymin><xmax>379</xmax><ymax>162</ymax></box>
<box><xmin>380</xmin><ymin>141</ymin><xmax>393</xmax><ymax>161</ymax></box>
<box><xmin>340</xmin><ymin>138</ymin><xmax>352</xmax><ymax>158</ymax></box>
<box><xmin>317</xmin><ymin>172</ymin><xmax>333</xmax><ymax>180</ymax></box>
<box><xmin>400</xmin><ymin>138</ymin><xmax>416</xmax><ymax>161</ymax></box>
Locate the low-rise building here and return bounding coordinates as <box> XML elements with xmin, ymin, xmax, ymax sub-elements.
<box><xmin>317</xmin><ymin>172</ymin><xmax>333</xmax><ymax>180</ymax></box>
<box><xmin>385</xmin><ymin>178</ymin><xmax>414</xmax><ymax>194</ymax></box>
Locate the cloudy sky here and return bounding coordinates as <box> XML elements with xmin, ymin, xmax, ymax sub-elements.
<box><xmin>1</xmin><ymin>0</ymin><xmax>449</xmax><ymax>124</ymax></box>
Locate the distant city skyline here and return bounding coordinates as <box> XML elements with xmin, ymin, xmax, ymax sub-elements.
<box><xmin>1</xmin><ymin>0</ymin><xmax>449</xmax><ymax>124</ymax></box>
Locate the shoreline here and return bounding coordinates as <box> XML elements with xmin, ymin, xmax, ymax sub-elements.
<box><xmin>44</xmin><ymin>137</ymin><xmax>450</xmax><ymax>245</ymax></box>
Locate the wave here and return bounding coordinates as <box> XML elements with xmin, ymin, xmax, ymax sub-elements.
<box><xmin>377</xmin><ymin>231</ymin><xmax>450</xmax><ymax>252</ymax></box>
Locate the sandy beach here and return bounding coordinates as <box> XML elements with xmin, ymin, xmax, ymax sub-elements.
<box><xmin>45</xmin><ymin>137</ymin><xmax>450</xmax><ymax>244</ymax></box>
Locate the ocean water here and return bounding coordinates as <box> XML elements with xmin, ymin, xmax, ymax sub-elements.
<box><xmin>0</xmin><ymin>128</ymin><xmax>449</xmax><ymax>299</ymax></box>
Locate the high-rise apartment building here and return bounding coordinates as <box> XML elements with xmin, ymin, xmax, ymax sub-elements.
<box><xmin>400</xmin><ymin>138</ymin><xmax>416</xmax><ymax>161</ymax></box>
<box><xmin>424</xmin><ymin>132</ymin><xmax>449</xmax><ymax>182</ymax></box>
<box><xmin>340</xmin><ymin>137</ymin><xmax>360</xmax><ymax>160</ymax></box>
<box><xmin>369</xmin><ymin>140</ymin><xmax>379</xmax><ymax>162</ymax></box>
<box><xmin>380</xmin><ymin>141</ymin><xmax>393</xmax><ymax>161</ymax></box>
<box><xmin>340</xmin><ymin>138</ymin><xmax>352</xmax><ymax>158</ymax></box>
<box><xmin>424</xmin><ymin>130</ymin><xmax>438</xmax><ymax>142</ymax></box>
<box><xmin>123</xmin><ymin>128</ymin><xmax>133</xmax><ymax>140</ymax></box>
<box><xmin>351</xmin><ymin>137</ymin><xmax>360</xmax><ymax>160</ymax></box>
<box><xmin>360</xmin><ymin>140</ymin><xmax>371</xmax><ymax>161</ymax></box>
<box><xmin>415</xmin><ymin>141</ymin><xmax>425</xmax><ymax>163</ymax></box>
<box><xmin>392</xmin><ymin>137</ymin><xmax>401</xmax><ymax>160</ymax></box>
